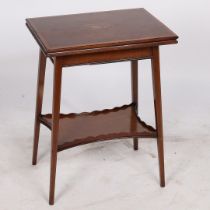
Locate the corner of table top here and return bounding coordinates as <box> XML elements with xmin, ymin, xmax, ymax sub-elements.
<box><xmin>26</xmin><ymin>19</ymin><xmax>49</xmax><ymax>57</ymax></box>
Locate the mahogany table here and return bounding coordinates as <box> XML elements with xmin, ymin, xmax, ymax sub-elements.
<box><xmin>26</xmin><ymin>8</ymin><xmax>178</xmax><ymax>205</ymax></box>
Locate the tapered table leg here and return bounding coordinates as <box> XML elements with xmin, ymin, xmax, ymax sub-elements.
<box><xmin>32</xmin><ymin>50</ymin><xmax>47</xmax><ymax>165</ymax></box>
<box><xmin>131</xmin><ymin>60</ymin><xmax>139</xmax><ymax>150</ymax></box>
<box><xmin>151</xmin><ymin>46</ymin><xmax>165</xmax><ymax>187</ymax></box>
<box><xmin>49</xmin><ymin>58</ymin><xmax>63</xmax><ymax>205</ymax></box>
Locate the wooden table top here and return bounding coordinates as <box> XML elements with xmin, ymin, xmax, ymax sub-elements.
<box><xmin>26</xmin><ymin>8</ymin><xmax>178</xmax><ymax>56</ymax></box>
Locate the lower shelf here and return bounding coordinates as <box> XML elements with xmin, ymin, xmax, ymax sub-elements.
<box><xmin>40</xmin><ymin>103</ymin><xmax>157</xmax><ymax>151</ymax></box>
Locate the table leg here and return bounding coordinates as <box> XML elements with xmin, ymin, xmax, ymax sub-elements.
<box><xmin>131</xmin><ymin>60</ymin><xmax>139</xmax><ymax>150</ymax></box>
<box><xmin>49</xmin><ymin>58</ymin><xmax>63</xmax><ymax>205</ymax></box>
<box><xmin>32</xmin><ymin>50</ymin><xmax>46</xmax><ymax>165</ymax></box>
<box><xmin>151</xmin><ymin>46</ymin><xmax>165</xmax><ymax>187</ymax></box>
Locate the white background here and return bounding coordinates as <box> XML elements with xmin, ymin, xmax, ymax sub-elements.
<box><xmin>1</xmin><ymin>0</ymin><xmax>210</xmax><ymax>209</ymax></box>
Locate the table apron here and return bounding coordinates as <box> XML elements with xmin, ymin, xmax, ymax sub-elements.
<box><xmin>56</xmin><ymin>47</ymin><xmax>153</xmax><ymax>67</ymax></box>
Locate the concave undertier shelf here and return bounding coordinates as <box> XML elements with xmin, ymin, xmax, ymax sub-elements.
<box><xmin>40</xmin><ymin>104</ymin><xmax>157</xmax><ymax>151</ymax></box>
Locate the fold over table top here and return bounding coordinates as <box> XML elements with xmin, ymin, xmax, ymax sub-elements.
<box><xmin>26</xmin><ymin>8</ymin><xmax>178</xmax><ymax>56</ymax></box>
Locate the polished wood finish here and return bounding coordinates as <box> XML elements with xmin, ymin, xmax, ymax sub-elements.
<box><xmin>131</xmin><ymin>61</ymin><xmax>139</xmax><ymax>150</ymax></box>
<box><xmin>32</xmin><ymin>50</ymin><xmax>46</xmax><ymax>165</ymax></box>
<box><xmin>49</xmin><ymin>58</ymin><xmax>63</xmax><ymax>205</ymax></box>
<box><xmin>40</xmin><ymin>104</ymin><xmax>156</xmax><ymax>152</ymax></box>
<box><xmin>26</xmin><ymin>8</ymin><xmax>178</xmax><ymax>56</ymax></box>
<box><xmin>151</xmin><ymin>47</ymin><xmax>165</xmax><ymax>187</ymax></box>
<box><xmin>59</xmin><ymin>47</ymin><xmax>152</xmax><ymax>67</ymax></box>
<box><xmin>26</xmin><ymin>8</ymin><xmax>178</xmax><ymax>205</ymax></box>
